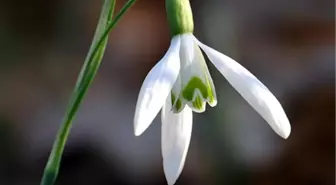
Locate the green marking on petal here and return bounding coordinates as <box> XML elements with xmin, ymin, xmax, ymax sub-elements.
<box><xmin>205</xmin><ymin>77</ymin><xmax>216</xmax><ymax>105</ymax></box>
<box><xmin>171</xmin><ymin>93</ymin><xmax>176</xmax><ymax>105</ymax></box>
<box><xmin>171</xmin><ymin>93</ymin><xmax>184</xmax><ymax>113</ymax></box>
<box><xmin>182</xmin><ymin>76</ymin><xmax>208</xmax><ymax>101</ymax></box>
<box><xmin>175</xmin><ymin>99</ymin><xmax>183</xmax><ymax>112</ymax></box>
<box><xmin>182</xmin><ymin>76</ymin><xmax>217</xmax><ymax>110</ymax></box>
<box><xmin>192</xmin><ymin>95</ymin><xmax>205</xmax><ymax>112</ymax></box>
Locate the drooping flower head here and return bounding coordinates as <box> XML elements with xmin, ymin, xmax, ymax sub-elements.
<box><xmin>134</xmin><ymin>0</ymin><xmax>291</xmax><ymax>184</ymax></box>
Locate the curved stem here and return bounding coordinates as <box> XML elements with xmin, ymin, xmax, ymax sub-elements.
<box><xmin>40</xmin><ymin>1</ymin><xmax>136</xmax><ymax>185</ymax></box>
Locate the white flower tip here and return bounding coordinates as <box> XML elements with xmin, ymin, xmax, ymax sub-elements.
<box><xmin>277</xmin><ymin>119</ymin><xmax>291</xmax><ymax>139</ymax></box>
<box><xmin>133</xmin><ymin>114</ymin><xmax>149</xmax><ymax>136</ymax></box>
<box><xmin>268</xmin><ymin>112</ymin><xmax>291</xmax><ymax>139</ymax></box>
<box><xmin>166</xmin><ymin>176</ymin><xmax>177</xmax><ymax>185</ymax></box>
<box><xmin>134</xmin><ymin>127</ymin><xmax>143</xmax><ymax>136</ymax></box>
<box><xmin>163</xmin><ymin>161</ymin><xmax>182</xmax><ymax>185</ymax></box>
<box><xmin>165</xmin><ymin>174</ymin><xmax>177</xmax><ymax>185</ymax></box>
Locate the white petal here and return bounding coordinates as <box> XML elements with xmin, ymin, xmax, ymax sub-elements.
<box><xmin>134</xmin><ymin>36</ymin><xmax>181</xmax><ymax>136</ymax></box>
<box><xmin>161</xmin><ymin>96</ymin><xmax>193</xmax><ymax>185</ymax></box>
<box><xmin>178</xmin><ymin>34</ymin><xmax>217</xmax><ymax>112</ymax></box>
<box><xmin>195</xmin><ymin>37</ymin><xmax>291</xmax><ymax>139</ymax></box>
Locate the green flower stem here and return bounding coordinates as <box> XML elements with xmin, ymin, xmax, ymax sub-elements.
<box><xmin>40</xmin><ymin>1</ymin><xmax>136</xmax><ymax>185</ymax></box>
<box><xmin>165</xmin><ymin>0</ymin><xmax>194</xmax><ymax>36</ymax></box>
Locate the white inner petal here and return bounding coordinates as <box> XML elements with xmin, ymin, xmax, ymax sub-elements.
<box><xmin>178</xmin><ymin>34</ymin><xmax>217</xmax><ymax>111</ymax></box>
<box><xmin>179</xmin><ymin>34</ymin><xmax>203</xmax><ymax>86</ymax></box>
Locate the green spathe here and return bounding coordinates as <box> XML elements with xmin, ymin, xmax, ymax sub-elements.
<box><xmin>165</xmin><ymin>0</ymin><xmax>194</xmax><ymax>36</ymax></box>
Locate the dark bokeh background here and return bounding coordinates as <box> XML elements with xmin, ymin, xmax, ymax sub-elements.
<box><xmin>0</xmin><ymin>0</ymin><xmax>335</xmax><ymax>184</ymax></box>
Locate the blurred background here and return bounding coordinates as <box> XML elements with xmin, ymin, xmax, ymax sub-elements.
<box><xmin>0</xmin><ymin>0</ymin><xmax>334</xmax><ymax>184</ymax></box>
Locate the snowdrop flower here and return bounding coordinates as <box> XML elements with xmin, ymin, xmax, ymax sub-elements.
<box><xmin>134</xmin><ymin>0</ymin><xmax>291</xmax><ymax>184</ymax></box>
